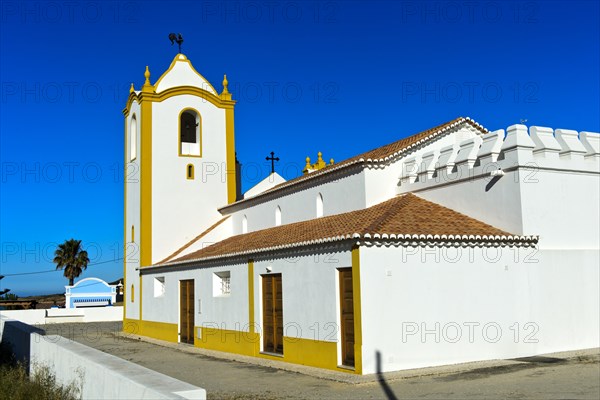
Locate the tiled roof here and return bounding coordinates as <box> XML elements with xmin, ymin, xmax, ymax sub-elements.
<box><xmin>220</xmin><ymin>117</ymin><xmax>488</xmax><ymax>211</ymax></box>
<box><xmin>164</xmin><ymin>194</ymin><xmax>535</xmax><ymax>266</ymax></box>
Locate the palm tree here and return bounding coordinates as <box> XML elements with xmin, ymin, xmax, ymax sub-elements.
<box><xmin>53</xmin><ymin>239</ymin><xmax>90</xmax><ymax>286</ymax></box>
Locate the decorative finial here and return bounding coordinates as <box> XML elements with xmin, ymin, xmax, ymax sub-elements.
<box><xmin>303</xmin><ymin>157</ymin><xmax>311</xmax><ymax>174</ymax></box>
<box><xmin>222</xmin><ymin>74</ymin><xmax>229</xmax><ymax>94</ymax></box>
<box><xmin>220</xmin><ymin>73</ymin><xmax>232</xmax><ymax>100</ymax></box>
<box><xmin>144</xmin><ymin>66</ymin><xmax>151</xmax><ymax>86</ymax></box>
<box><xmin>330</xmin><ymin>158</ymin><xmax>334</xmax><ymax>165</ymax></box>
<box><xmin>316</xmin><ymin>152</ymin><xmax>325</xmax><ymax>169</ymax></box>
<box><xmin>129</xmin><ymin>83</ymin><xmax>134</xmax><ymax>93</ymax></box>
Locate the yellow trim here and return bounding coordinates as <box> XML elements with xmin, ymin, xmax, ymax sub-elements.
<box><xmin>178</xmin><ymin>108</ymin><xmax>202</xmax><ymax>158</ymax></box>
<box><xmin>123</xmin><ymin>86</ymin><xmax>235</xmax><ymax>117</ymax></box>
<box><xmin>153</xmin><ymin>54</ymin><xmax>219</xmax><ymax>95</ymax></box>
<box><xmin>186</xmin><ymin>164</ymin><xmax>195</xmax><ymax>180</ymax></box>
<box><xmin>140</xmin><ymin>98</ymin><xmax>152</xmax><ymax>267</ymax></box>
<box><xmin>139</xmin><ymin>275</ymin><xmax>142</xmax><ymax>319</ymax></box>
<box><xmin>193</xmin><ymin>326</ymin><xmax>356</xmax><ymax>373</ymax></box>
<box><xmin>123</xmin><ymin>318</ymin><xmax>178</xmax><ymax>343</ymax></box>
<box><xmin>351</xmin><ymin>246</ymin><xmax>363</xmax><ymax>374</ymax></box>
<box><xmin>225</xmin><ymin>107</ymin><xmax>236</xmax><ymax>204</ymax></box>
<box><xmin>248</xmin><ymin>260</ymin><xmax>255</xmax><ymax>334</ymax></box>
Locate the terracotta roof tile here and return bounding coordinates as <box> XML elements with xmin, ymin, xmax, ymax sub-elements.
<box><xmin>165</xmin><ymin>194</ymin><xmax>532</xmax><ymax>266</ymax></box>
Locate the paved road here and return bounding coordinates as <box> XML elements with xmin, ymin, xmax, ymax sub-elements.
<box><xmin>43</xmin><ymin>322</ymin><xmax>599</xmax><ymax>400</ymax></box>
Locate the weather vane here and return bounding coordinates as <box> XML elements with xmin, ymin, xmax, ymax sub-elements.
<box><xmin>169</xmin><ymin>33</ymin><xmax>184</xmax><ymax>53</ymax></box>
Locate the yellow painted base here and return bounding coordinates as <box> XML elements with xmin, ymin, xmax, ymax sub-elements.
<box><xmin>195</xmin><ymin>326</ymin><xmax>357</xmax><ymax>373</ymax></box>
<box><xmin>123</xmin><ymin>320</ymin><xmax>357</xmax><ymax>373</ymax></box>
<box><xmin>123</xmin><ymin>318</ymin><xmax>178</xmax><ymax>343</ymax></box>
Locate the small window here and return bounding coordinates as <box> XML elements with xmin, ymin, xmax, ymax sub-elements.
<box><xmin>130</xmin><ymin>115</ymin><xmax>137</xmax><ymax>161</ymax></box>
<box><xmin>130</xmin><ymin>284</ymin><xmax>134</xmax><ymax>303</ymax></box>
<box><xmin>180</xmin><ymin>110</ymin><xmax>201</xmax><ymax>156</ymax></box>
<box><xmin>154</xmin><ymin>277</ymin><xmax>165</xmax><ymax>297</ymax></box>
<box><xmin>187</xmin><ymin>164</ymin><xmax>194</xmax><ymax>180</ymax></box>
<box><xmin>275</xmin><ymin>206</ymin><xmax>282</xmax><ymax>226</ymax></box>
<box><xmin>242</xmin><ymin>215</ymin><xmax>248</xmax><ymax>234</ymax></box>
<box><xmin>316</xmin><ymin>193</ymin><xmax>324</xmax><ymax>218</ymax></box>
<box><xmin>131</xmin><ymin>225</ymin><xmax>135</xmax><ymax>242</ymax></box>
<box><xmin>213</xmin><ymin>271</ymin><xmax>231</xmax><ymax>296</ymax></box>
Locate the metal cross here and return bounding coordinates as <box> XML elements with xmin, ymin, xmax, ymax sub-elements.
<box><xmin>266</xmin><ymin>151</ymin><xmax>280</xmax><ymax>174</ymax></box>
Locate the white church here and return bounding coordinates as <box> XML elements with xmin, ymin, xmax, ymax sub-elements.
<box><xmin>123</xmin><ymin>52</ymin><xmax>599</xmax><ymax>375</ymax></box>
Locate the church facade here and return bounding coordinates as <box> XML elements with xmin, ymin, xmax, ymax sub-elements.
<box><xmin>123</xmin><ymin>53</ymin><xmax>599</xmax><ymax>375</ymax></box>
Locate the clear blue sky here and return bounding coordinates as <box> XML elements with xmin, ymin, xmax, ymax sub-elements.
<box><xmin>1</xmin><ymin>1</ymin><xmax>598</xmax><ymax>296</ymax></box>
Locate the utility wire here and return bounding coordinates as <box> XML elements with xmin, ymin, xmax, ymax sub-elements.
<box><xmin>1</xmin><ymin>258</ymin><xmax>124</xmax><ymax>277</ymax></box>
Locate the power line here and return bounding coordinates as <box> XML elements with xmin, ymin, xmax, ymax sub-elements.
<box><xmin>1</xmin><ymin>258</ymin><xmax>124</xmax><ymax>277</ymax></box>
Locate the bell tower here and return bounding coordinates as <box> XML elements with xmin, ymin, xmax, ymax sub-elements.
<box><xmin>123</xmin><ymin>54</ymin><xmax>236</xmax><ymax>320</ymax></box>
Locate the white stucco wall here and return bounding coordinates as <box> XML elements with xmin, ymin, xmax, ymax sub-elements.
<box><xmin>1</xmin><ymin>307</ymin><xmax>123</xmax><ymax>325</ymax></box>
<box><xmin>175</xmin><ymin>216</ymin><xmax>234</xmax><ymax>259</ymax></box>
<box><xmin>155</xmin><ymin>54</ymin><xmax>217</xmax><ymax>95</ymax></box>
<box><xmin>142</xmin><ymin>248</ymin><xmax>352</xmax><ymax>349</ymax></box>
<box><xmin>228</xmin><ymin>170</ymin><xmax>366</xmax><ymax>235</ymax></box>
<box><xmin>151</xmin><ymin>95</ymin><xmax>229</xmax><ymax>264</ymax></box>
<box><xmin>253</xmin><ymin>249</ymin><xmax>352</xmax><ymax>347</ymax></box>
<box><xmin>358</xmin><ymin>245</ymin><xmax>600</xmax><ymax>374</ymax></box>
<box><xmin>243</xmin><ymin>172</ymin><xmax>286</xmax><ymax>198</ymax></box>
<box><xmin>125</xmin><ymin>100</ymin><xmax>141</xmax><ymax>320</ymax></box>
<box><xmin>141</xmin><ymin>262</ymin><xmax>249</xmax><ymax>336</ymax></box>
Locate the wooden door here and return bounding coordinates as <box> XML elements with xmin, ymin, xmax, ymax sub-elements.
<box><xmin>179</xmin><ymin>279</ymin><xmax>195</xmax><ymax>344</ymax></box>
<box><xmin>262</xmin><ymin>274</ymin><xmax>283</xmax><ymax>354</ymax></box>
<box><xmin>339</xmin><ymin>268</ymin><xmax>355</xmax><ymax>367</ymax></box>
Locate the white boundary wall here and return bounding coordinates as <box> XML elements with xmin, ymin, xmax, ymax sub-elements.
<box><xmin>0</xmin><ymin>316</ymin><xmax>205</xmax><ymax>399</ymax></box>
<box><xmin>0</xmin><ymin>306</ymin><xmax>123</xmax><ymax>325</ymax></box>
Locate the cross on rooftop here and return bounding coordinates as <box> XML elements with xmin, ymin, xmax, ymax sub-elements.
<box><xmin>266</xmin><ymin>151</ymin><xmax>280</xmax><ymax>174</ymax></box>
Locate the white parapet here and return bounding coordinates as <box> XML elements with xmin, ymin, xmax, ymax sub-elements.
<box><xmin>454</xmin><ymin>135</ymin><xmax>483</xmax><ymax>169</ymax></box>
<box><xmin>478</xmin><ymin>129</ymin><xmax>504</xmax><ymax>163</ymax></box>
<box><xmin>530</xmin><ymin>126</ymin><xmax>562</xmax><ymax>160</ymax></box>
<box><xmin>502</xmin><ymin>124</ymin><xmax>535</xmax><ymax>163</ymax></box>
<box><xmin>419</xmin><ymin>149</ymin><xmax>441</xmax><ymax>180</ymax></box>
<box><xmin>436</xmin><ymin>143</ymin><xmax>460</xmax><ymax>174</ymax></box>
<box><xmin>554</xmin><ymin>128</ymin><xmax>588</xmax><ymax>167</ymax></box>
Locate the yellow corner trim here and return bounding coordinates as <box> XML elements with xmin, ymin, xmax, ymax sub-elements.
<box><xmin>140</xmin><ymin>99</ymin><xmax>152</xmax><ymax>267</ymax></box>
<box><xmin>351</xmin><ymin>246</ymin><xmax>363</xmax><ymax>374</ymax></box>
<box><xmin>225</xmin><ymin>107</ymin><xmax>236</xmax><ymax>204</ymax></box>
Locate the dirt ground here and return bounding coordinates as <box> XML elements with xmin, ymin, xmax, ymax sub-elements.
<box><xmin>41</xmin><ymin>322</ymin><xmax>600</xmax><ymax>400</ymax></box>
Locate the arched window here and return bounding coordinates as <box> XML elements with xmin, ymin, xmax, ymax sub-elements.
<box><xmin>130</xmin><ymin>114</ymin><xmax>137</xmax><ymax>161</ymax></box>
<box><xmin>131</xmin><ymin>225</ymin><xmax>135</xmax><ymax>242</ymax></box>
<box><xmin>242</xmin><ymin>215</ymin><xmax>248</xmax><ymax>234</ymax></box>
<box><xmin>180</xmin><ymin>110</ymin><xmax>201</xmax><ymax>156</ymax></box>
<box><xmin>275</xmin><ymin>206</ymin><xmax>282</xmax><ymax>226</ymax></box>
<box><xmin>316</xmin><ymin>193</ymin><xmax>324</xmax><ymax>218</ymax></box>
<box><xmin>130</xmin><ymin>284</ymin><xmax>134</xmax><ymax>303</ymax></box>
<box><xmin>186</xmin><ymin>164</ymin><xmax>194</xmax><ymax>180</ymax></box>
